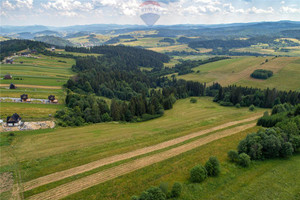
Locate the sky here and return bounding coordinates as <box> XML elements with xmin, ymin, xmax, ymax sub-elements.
<box><xmin>0</xmin><ymin>0</ymin><xmax>300</xmax><ymax>26</ymax></box>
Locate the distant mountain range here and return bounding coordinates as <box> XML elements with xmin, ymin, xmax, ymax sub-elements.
<box><xmin>1</xmin><ymin>21</ymin><xmax>300</xmax><ymax>41</ymax></box>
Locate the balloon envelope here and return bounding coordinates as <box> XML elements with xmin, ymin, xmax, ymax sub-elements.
<box><xmin>140</xmin><ymin>13</ymin><xmax>160</xmax><ymax>26</ymax></box>
<box><xmin>140</xmin><ymin>1</ymin><xmax>161</xmax><ymax>26</ymax></box>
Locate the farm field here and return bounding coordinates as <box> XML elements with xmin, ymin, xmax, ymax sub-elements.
<box><xmin>179</xmin><ymin>56</ymin><xmax>300</xmax><ymax>91</ymax></box>
<box><xmin>63</xmin><ymin>129</ymin><xmax>299</xmax><ymax>200</ymax></box>
<box><xmin>0</xmin><ymin>55</ymin><xmax>75</xmax><ymax>87</ymax></box>
<box><xmin>0</xmin><ymin>102</ymin><xmax>64</xmax><ymax>121</ymax></box>
<box><xmin>0</xmin><ymin>97</ymin><xmax>266</xmax><ymax>199</ymax></box>
<box><xmin>52</xmin><ymin>49</ymin><xmax>101</xmax><ymax>57</ymax></box>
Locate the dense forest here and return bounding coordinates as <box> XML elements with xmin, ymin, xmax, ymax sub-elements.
<box><xmin>59</xmin><ymin>45</ymin><xmax>208</xmax><ymax>126</ymax></box>
<box><xmin>0</xmin><ymin>39</ymin><xmax>49</xmax><ymax>60</ymax></box>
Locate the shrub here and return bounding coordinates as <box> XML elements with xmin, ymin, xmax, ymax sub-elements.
<box><xmin>205</xmin><ymin>156</ymin><xmax>220</xmax><ymax>176</ymax></box>
<box><xmin>159</xmin><ymin>182</ymin><xmax>168</xmax><ymax>195</ymax></box>
<box><xmin>280</xmin><ymin>142</ymin><xmax>294</xmax><ymax>158</ymax></box>
<box><xmin>171</xmin><ymin>182</ymin><xmax>182</xmax><ymax>198</ymax></box>
<box><xmin>190</xmin><ymin>165</ymin><xmax>207</xmax><ymax>183</ymax></box>
<box><xmin>228</xmin><ymin>150</ymin><xmax>239</xmax><ymax>162</ymax></box>
<box><xmin>190</xmin><ymin>98</ymin><xmax>197</xmax><ymax>103</ymax></box>
<box><xmin>235</xmin><ymin>103</ymin><xmax>241</xmax><ymax>108</ymax></box>
<box><xmin>249</xmin><ymin>105</ymin><xmax>255</xmax><ymax>111</ymax></box>
<box><xmin>131</xmin><ymin>196</ymin><xmax>139</xmax><ymax>200</ymax></box>
<box><xmin>238</xmin><ymin>153</ymin><xmax>251</xmax><ymax>167</ymax></box>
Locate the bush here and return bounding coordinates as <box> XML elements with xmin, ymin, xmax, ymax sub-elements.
<box><xmin>190</xmin><ymin>98</ymin><xmax>197</xmax><ymax>103</ymax></box>
<box><xmin>138</xmin><ymin>187</ymin><xmax>166</xmax><ymax>200</ymax></box>
<box><xmin>238</xmin><ymin>153</ymin><xmax>251</xmax><ymax>167</ymax></box>
<box><xmin>280</xmin><ymin>142</ymin><xmax>294</xmax><ymax>158</ymax></box>
<box><xmin>190</xmin><ymin>165</ymin><xmax>207</xmax><ymax>183</ymax></box>
<box><xmin>205</xmin><ymin>156</ymin><xmax>220</xmax><ymax>176</ymax></box>
<box><xmin>159</xmin><ymin>182</ymin><xmax>168</xmax><ymax>195</ymax></box>
<box><xmin>228</xmin><ymin>150</ymin><xmax>239</xmax><ymax>162</ymax></box>
<box><xmin>249</xmin><ymin>105</ymin><xmax>255</xmax><ymax>111</ymax></box>
<box><xmin>131</xmin><ymin>196</ymin><xmax>139</xmax><ymax>200</ymax></box>
<box><xmin>235</xmin><ymin>103</ymin><xmax>241</xmax><ymax>108</ymax></box>
<box><xmin>171</xmin><ymin>182</ymin><xmax>182</xmax><ymax>198</ymax></box>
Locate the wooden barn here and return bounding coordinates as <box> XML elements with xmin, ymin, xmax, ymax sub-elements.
<box><xmin>21</xmin><ymin>94</ymin><xmax>31</xmax><ymax>102</ymax></box>
<box><xmin>7</xmin><ymin>113</ymin><xmax>22</xmax><ymax>127</ymax></box>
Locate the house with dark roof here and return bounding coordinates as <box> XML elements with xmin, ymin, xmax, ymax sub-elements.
<box><xmin>48</xmin><ymin>95</ymin><xmax>58</xmax><ymax>103</ymax></box>
<box><xmin>21</xmin><ymin>94</ymin><xmax>31</xmax><ymax>102</ymax></box>
<box><xmin>4</xmin><ymin>74</ymin><xmax>12</xmax><ymax>79</ymax></box>
<box><xmin>9</xmin><ymin>83</ymin><xmax>16</xmax><ymax>89</ymax></box>
<box><xmin>7</xmin><ymin>113</ymin><xmax>22</xmax><ymax>127</ymax></box>
<box><xmin>6</xmin><ymin>59</ymin><xmax>14</xmax><ymax>64</ymax></box>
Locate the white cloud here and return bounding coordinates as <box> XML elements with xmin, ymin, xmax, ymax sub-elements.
<box><xmin>42</xmin><ymin>0</ymin><xmax>93</xmax><ymax>12</ymax></box>
<box><xmin>223</xmin><ymin>3</ymin><xmax>245</xmax><ymax>13</ymax></box>
<box><xmin>280</xmin><ymin>6</ymin><xmax>300</xmax><ymax>13</ymax></box>
<box><xmin>281</xmin><ymin>1</ymin><xmax>285</xmax><ymax>4</ymax></box>
<box><xmin>247</xmin><ymin>6</ymin><xmax>274</xmax><ymax>14</ymax></box>
<box><xmin>1</xmin><ymin>0</ymin><xmax>33</xmax><ymax>10</ymax></box>
<box><xmin>1</xmin><ymin>0</ymin><xmax>16</xmax><ymax>10</ymax></box>
<box><xmin>16</xmin><ymin>0</ymin><xmax>33</xmax><ymax>9</ymax></box>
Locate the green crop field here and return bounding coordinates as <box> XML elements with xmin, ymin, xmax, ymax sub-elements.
<box><xmin>0</xmin><ymin>97</ymin><xmax>266</xmax><ymax>199</ymax></box>
<box><xmin>179</xmin><ymin>56</ymin><xmax>300</xmax><ymax>91</ymax></box>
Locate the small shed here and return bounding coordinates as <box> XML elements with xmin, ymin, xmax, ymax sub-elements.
<box><xmin>48</xmin><ymin>95</ymin><xmax>58</xmax><ymax>103</ymax></box>
<box><xmin>51</xmin><ymin>46</ymin><xmax>55</xmax><ymax>51</ymax></box>
<box><xmin>4</xmin><ymin>74</ymin><xmax>12</xmax><ymax>79</ymax></box>
<box><xmin>21</xmin><ymin>94</ymin><xmax>31</xmax><ymax>102</ymax></box>
<box><xmin>9</xmin><ymin>83</ymin><xmax>16</xmax><ymax>89</ymax></box>
<box><xmin>7</xmin><ymin>113</ymin><xmax>22</xmax><ymax>127</ymax></box>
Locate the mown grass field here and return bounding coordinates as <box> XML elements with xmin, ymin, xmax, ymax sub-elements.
<box><xmin>0</xmin><ymin>98</ymin><xmax>265</xmax><ymax>198</ymax></box>
<box><xmin>179</xmin><ymin>56</ymin><xmax>300</xmax><ymax>91</ymax></box>
<box><xmin>0</xmin><ymin>55</ymin><xmax>75</xmax><ymax>87</ymax></box>
<box><xmin>0</xmin><ymin>102</ymin><xmax>64</xmax><ymax>121</ymax></box>
<box><xmin>64</xmin><ymin>127</ymin><xmax>299</xmax><ymax>200</ymax></box>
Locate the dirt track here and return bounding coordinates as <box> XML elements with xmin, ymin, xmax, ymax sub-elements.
<box><xmin>0</xmin><ymin>84</ymin><xmax>61</xmax><ymax>90</ymax></box>
<box><xmin>27</xmin><ymin>122</ymin><xmax>256</xmax><ymax>200</ymax></box>
<box><xmin>23</xmin><ymin>115</ymin><xmax>261</xmax><ymax>192</ymax></box>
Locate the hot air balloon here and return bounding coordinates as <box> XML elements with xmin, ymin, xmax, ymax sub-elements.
<box><xmin>140</xmin><ymin>1</ymin><xmax>161</xmax><ymax>26</ymax></box>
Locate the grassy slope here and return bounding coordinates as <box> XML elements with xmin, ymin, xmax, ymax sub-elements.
<box><xmin>0</xmin><ymin>102</ymin><xmax>64</xmax><ymax>121</ymax></box>
<box><xmin>0</xmin><ymin>55</ymin><xmax>74</xmax><ymax>86</ymax></box>
<box><xmin>61</xmin><ymin>126</ymin><xmax>300</xmax><ymax>200</ymax></box>
<box><xmin>179</xmin><ymin>56</ymin><xmax>300</xmax><ymax>91</ymax></box>
<box><xmin>0</xmin><ymin>98</ymin><xmax>264</xmax><ymax>183</ymax></box>
<box><xmin>0</xmin><ymin>54</ymin><xmax>74</xmax><ymax>122</ymax></box>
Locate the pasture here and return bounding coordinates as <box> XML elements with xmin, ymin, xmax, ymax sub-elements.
<box><xmin>179</xmin><ymin>56</ymin><xmax>300</xmax><ymax>91</ymax></box>
<box><xmin>0</xmin><ymin>97</ymin><xmax>266</xmax><ymax>199</ymax></box>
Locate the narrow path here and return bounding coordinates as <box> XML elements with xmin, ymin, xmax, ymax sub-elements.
<box><xmin>27</xmin><ymin>122</ymin><xmax>256</xmax><ymax>200</ymax></box>
<box><xmin>23</xmin><ymin>115</ymin><xmax>261</xmax><ymax>191</ymax></box>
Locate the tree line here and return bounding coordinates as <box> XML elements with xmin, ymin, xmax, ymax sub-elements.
<box><xmin>214</xmin><ymin>85</ymin><xmax>300</xmax><ymax>108</ymax></box>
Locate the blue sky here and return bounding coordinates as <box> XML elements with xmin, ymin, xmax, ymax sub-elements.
<box><xmin>1</xmin><ymin>0</ymin><xmax>300</xmax><ymax>26</ymax></box>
